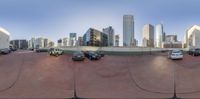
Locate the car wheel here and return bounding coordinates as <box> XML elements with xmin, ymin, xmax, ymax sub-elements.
<box><xmin>89</xmin><ymin>56</ymin><xmax>92</xmax><ymax>60</ymax></box>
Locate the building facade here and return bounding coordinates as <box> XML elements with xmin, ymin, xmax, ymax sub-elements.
<box><xmin>78</xmin><ymin>37</ymin><xmax>83</xmax><ymax>46</ymax></box>
<box><xmin>115</xmin><ymin>35</ymin><xmax>120</xmax><ymax>47</ymax></box>
<box><xmin>63</xmin><ymin>37</ymin><xmax>69</xmax><ymax>47</ymax></box>
<box><xmin>103</xmin><ymin>26</ymin><xmax>114</xmax><ymax>46</ymax></box>
<box><xmin>165</xmin><ymin>35</ymin><xmax>177</xmax><ymax>42</ymax></box>
<box><xmin>155</xmin><ymin>24</ymin><xmax>164</xmax><ymax>48</ymax></box>
<box><xmin>142</xmin><ymin>24</ymin><xmax>154</xmax><ymax>47</ymax></box>
<box><xmin>0</xmin><ymin>27</ymin><xmax>10</xmax><ymax>49</ymax></box>
<box><xmin>123</xmin><ymin>15</ymin><xmax>136</xmax><ymax>47</ymax></box>
<box><xmin>57</xmin><ymin>39</ymin><xmax>62</xmax><ymax>47</ymax></box>
<box><xmin>69</xmin><ymin>33</ymin><xmax>77</xmax><ymax>46</ymax></box>
<box><xmin>83</xmin><ymin>28</ymin><xmax>108</xmax><ymax>47</ymax></box>
<box><xmin>162</xmin><ymin>41</ymin><xmax>182</xmax><ymax>48</ymax></box>
<box><xmin>186</xmin><ymin>25</ymin><xmax>200</xmax><ymax>48</ymax></box>
<box><xmin>10</xmin><ymin>40</ymin><xmax>28</xmax><ymax>49</ymax></box>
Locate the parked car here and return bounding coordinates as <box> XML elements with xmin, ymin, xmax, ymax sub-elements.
<box><xmin>36</xmin><ymin>48</ymin><xmax>49</xmax><ymax>52</ymax></box>
<box><xmin>96</xmin><ymin>51</ymin><xmax>105</xmax><ymax>57</ymax></box>
<box><xmin>188</xmin><ymin>48</ymin><xmax>200</xmax><ymax>56</ymax></box>
<box><xmin>84</xmin><ymin>51</ymin><xmax>101</xmax><ymax>60</ymax></box>
<box><xmin>72</xmin><ymin>51</ymin><xmax>85</xmax><ymax>61</ymax></box>
<box><xmin>0</xmin><ymin>48</ymin><xmax>11</xmax><ymax>54</ymax></box>
<box><xmin>168</xmin><ymin>50</ymin><xmax>183</xmax><ymax>60</ymax></box>
<box><xmin>48</xmin><ymin>48</ymin><xmax>63</xmax><ymax>56</ymax></box>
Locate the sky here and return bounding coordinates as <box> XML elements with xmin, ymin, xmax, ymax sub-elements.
<box><xmin>0</xmin><ymin>0</ymin><xmax>200</xmax><ymax>46</ymax></box>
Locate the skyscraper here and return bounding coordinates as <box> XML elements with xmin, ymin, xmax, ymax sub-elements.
<box><xmin>142</xmin><ymin>24</ymin><xmax>154</xmax><ymax>47</ymax></box>
<box><xmin>103</xmin><ymin>26</ymin><xmax>114</xmax><ymax>46</ymax></box>
<box><xmin>155</xmin><ymin>24</ymin><xmax>164</xmax><ymax>48</ymax></box>
<box><xmin>123</xmin><ymin>15</ymin><xmax>135</xmax><ymax>47</ymax></box>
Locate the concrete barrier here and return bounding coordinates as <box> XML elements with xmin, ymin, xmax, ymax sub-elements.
<box><xmin>60</xmin><ymin>46</ymin><xmax>187</xmax><ymax>55</ymax></box>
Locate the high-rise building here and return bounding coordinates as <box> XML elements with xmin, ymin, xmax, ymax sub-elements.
<box><xmin>83</xmin><ymin>28</ymin><xmax>108</xmax><ymax>47</ymax></box>
<box><xmin>63</xmin><ymin>37</ymin><xmax>69</xmax><ymax>47</ymax></box>
<box><xmin>103</xmin><ymin>26</ymin><xmax>114</xmax><ymax>46</ymax></box>
<box><xmin>78</xmin><ymin>36</ymin><xmax>83</xmax><ymax>46</ymax></box>
<box><xmin>115</xmin><ymin>35</ymin><xmax>120</xmax><ymax>47</ymax></box>
<box><xmin>69</xmin><ymin>33</ymin><xmax>77</xmax><ymax>46</ymax></box>
<box><xmin>142</xmin><ymin>24</ymin><xmax>154</xmax><ymax>47</ymax></box>
<box><xmin>155</xmin><ymin>24</ymin><xmax>164</xmax><ymax>48</ymax></box>
<box><xmin>123</xmin><ymin>15</ymin><xmax>135</xmax><ymax>47</ymax></box>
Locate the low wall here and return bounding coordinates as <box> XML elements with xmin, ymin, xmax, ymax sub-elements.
<box><xmin>60</xmin><ymin>46</ymin><xmax>187</xmax><ymax>55</ymax></box>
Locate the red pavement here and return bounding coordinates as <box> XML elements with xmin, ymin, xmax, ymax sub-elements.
<box><xmin>0</xmin><ymin>51</ymin><xmax>200</xmax><ymax>98</ymax></box>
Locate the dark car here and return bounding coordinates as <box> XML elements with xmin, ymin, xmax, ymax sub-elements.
<box><xmin>36</xmin><ymin>48</ymin><xmax>49</xmax><ymax>52</ymax></box>
<box><xmin>0</xmin><ymin>48</ymin><xmax>11</xmax><ymax>54</ymax></box>
<box><xmin>72</xmin><ymin>51</ymin><xmax>85</xmax><ymax>61</ymax></box>
<box><xmin>84</xmin><ymin>51</ymin><xmax>101</xmax><ymax>60</ymax></box>
<box><xmin>96</xmin><ymin>51</ymin><xmax>104</xmax><ymax>57</ymax></box>
<box><xmin>188</xmin><ymin>48</ymin><xmax>200</xmax><ymax>56</ymax></box>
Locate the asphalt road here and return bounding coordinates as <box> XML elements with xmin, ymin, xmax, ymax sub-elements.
<box><xmin>0</xmin><ymin>50</ymin><xmax>200</xmax><ymax>98</ymax></box>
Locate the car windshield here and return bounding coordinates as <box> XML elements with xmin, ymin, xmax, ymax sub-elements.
<box><xmin>1</xmin><ymin>0</ymin><xmax>200</xmax><ymax>99</ymax></box>
<box><xmin>172</xmin><ymin>50</ymin><xmax>182</xmax><ymax>53</ymax></box>
<box><xmin>74</xmin><ymin>52</ymin><xmax>83</xmax><ymax>55</ymax></box>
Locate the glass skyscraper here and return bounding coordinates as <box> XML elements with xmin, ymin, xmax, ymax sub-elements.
<box><xmin>155</xmin><ymin>24</ymin><xmax>164</xmax><ymax>48</ymax></box>
<box><xmin>123</xmin><ymin>15</ymin><xmax>135</xmax><ymax>47</ymax></box>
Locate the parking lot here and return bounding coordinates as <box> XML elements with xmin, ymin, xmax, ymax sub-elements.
<box><xmin>0</xmin><ymin>50</ymin><xmax>200</xmax><ymax>98</ymax></box>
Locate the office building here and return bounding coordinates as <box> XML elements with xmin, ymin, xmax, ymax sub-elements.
<box><xmin>10</xmin><ymin>40</ymin><xmax>28</xmax><ymax>49</ymax></box>
<box><xmin>28</xmin><ymin>38</ymin><xmax>35</xmax><ymax>49</ymax></box>
<box><xmin>63</xmin><ymin>37</ymin><xmax>69</xmax><ymax>47</ymax></box>
<box><xmin>57</xmin><ymin>39</ymin><xmax>62</xmax><ymax>47</ymax></box>
<box><xmin>165</xmin><ymin>35</ymin><xmax>177</xmax><ymax>42</ymax></box>
<box><xmin>186</xmin><ymin>25</ymin><xmax>200</xmax><ymax>48</ymax></box>
<box><xmin>142</xmin><ymin>24</ymin><xmax>154</xmax><ymax>47</ymax></box>
<box><xmin>34</xmin><ymin>37</ymin><xmax>45</xmax><ymax>49</ymax></box>
<box><xmin>69</xmin><ymin>33</ymin><xmax>77</xmax><ymax>46</ymax></box>
<box><xmin>162</xmin><ymin>41</ymin><xmax>182</xmax><ymax>48</ymax></box>
<box><xmin>123</xmin><ymin>15</ymin><xmax>136</xmax><ymax>47</ymax></box>
<box><xmin>0</xmin><ymin>27</ymin><xmax>10</xmax><ymax>49</ymax></box>
<box><xmin>155</xmin><ymin>24</ymin><xmax>164</xmax><ymax>48</ymax></box>
<box><xmin>48</xmin><ymin>41</ymin><xmax>55</xmax><ymax>47</ymax></box>
<box><xmin>78</xmin><ymin>37</ymin><xmax>83</xmax><ymax>46</ymax></box>
<box><xmin>83</xmin><ymin>28</ymin><xmax>108</xmax><ymax>47</ymax></box>
<box><xmin>103</xmin><ymin>26</ymin><xmax>114</xmax><ymax>46</ymax></box>
<box><xmin>115</xmin><ymin>35</ymin><xmax>120</xmax><ymax>47</ymax></box>
<box><xmin>28</xmin><ymin>37</ymin><xmax>53</xmax><ymax>49</ymax></box>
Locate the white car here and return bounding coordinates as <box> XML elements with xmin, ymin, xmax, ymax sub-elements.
<box><xmin>48</xmin><ymin>48</ymin><xmax>63</xmax><ymax>56</ymax></box>
<box><xmin>168</xmin><ymin>50</ymin><xmax>183</xmax><ymax>60</ymax></box>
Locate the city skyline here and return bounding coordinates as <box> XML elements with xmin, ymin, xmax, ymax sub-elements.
<box><xmin>1</xmin><ymin>0</ymin><xmax>200</xmax><ymax>46</ymax></box>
